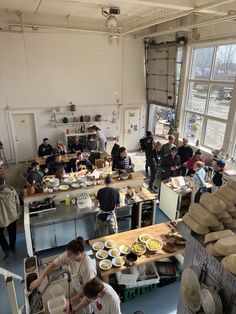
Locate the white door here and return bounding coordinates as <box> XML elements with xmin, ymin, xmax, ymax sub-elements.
<box><xmin>11</xmin><ymin>113</ymin><xmax>37</xmax><ymax>163</ymax></box>
<box><xmin>123</xmin><ymin>108</ymin><xmax>141</xmax><ymax>151</ymax></box>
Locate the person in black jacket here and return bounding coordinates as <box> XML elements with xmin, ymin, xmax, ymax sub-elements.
<box><xmin>161</xmin><ymin>147</ymin><xmax>181</xmax><ymax>180</ymax></box>
<box><xmin>143</xmin><ymin>131</ymin><xmax>158</xmax><ymax>191</ymax></box>
<box><xmin>212</xmin><ymin>160</ymin><xmax>225</xmax><ymax>188</ymax></box>
<box><xmin>38</xmin><ymin>138</ymin><xmax>53</xmax><ymax>157</ymax></box>
<box><xmin>46</xmin><ymin>154</ymin><xmax>65</xmax><ymax>175</ymax></box>
<box><xmin>70</xmin><ymin>137</ymin><xmax>84</xmax><ymax>153</ymax></box>
<box><xmin>178</xmin><ymin>138</ymin><xmax>193</xmax><ymax>176</ymax></box>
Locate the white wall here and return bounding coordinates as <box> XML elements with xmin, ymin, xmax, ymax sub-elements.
<box><xmin>0</xmin><ymin>31</ymin><xmax>146</xmax><ymax>161</ymax></box>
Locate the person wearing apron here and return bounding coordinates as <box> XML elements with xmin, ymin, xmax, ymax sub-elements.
<box><xmin>30</xmin><ymin>237</ymin><xmax>97</xmax><ymax>314</ymax></box>
<box><xmin>95</xmin><ymin>175</ymin><xmax>120</xmax><ymax>237</ymax></box>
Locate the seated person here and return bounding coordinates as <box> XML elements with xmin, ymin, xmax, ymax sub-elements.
<box><xmin>212</xmin><ymin>159</ymin><xmax>225</xmax><ymax>189</ymax></box>
<box><xmin>67</xmin><ymin>151</ymin><xmax>93</xmax><ymax>172</ymax></box>
<box><xmin>45</xmin><ymin>148</ymin><xmax>58</xmax><ymax>165</ymax></box>
<box><xmin>46</xmin><ymin>154</ymin><xmax>65</xmax><ymax>175</ymax></box>
<box><xmin>38</xmin><ymin>138</ymin><xmax>53</xmax><ymax>157</ymax></box>
<box><xmin>160</xmin><ymin>147</ymin><xmax>181</xmax><ymax>180</ymax></box>
<box><xmin>26</xmin><ymin>162</ymin><xmax>44</xmax><ymax>191</ymax></box>
<box><xmin>112</xmin><ymin>147</ymin><xmax>134</xmax><ymax>173</ymax></box>
<box><xmin>70</xmin><ymin>137</ymin><xmax>84</xmax><ymax>153</ymax></box>
<box><xmin>55</xmin><ymin>140</ymin><xmax>67</xmax><ymax>155</ymax></box>
<box><xmin>54</xmin><ymin>167</ymin><xmax>66</xmax><ymax>180</ymax></box>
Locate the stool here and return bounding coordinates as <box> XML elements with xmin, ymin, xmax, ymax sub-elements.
<box><xmin>0</xmin><ymin>142</ymin><xmax>8</xmax><ymax>168</ymax></box>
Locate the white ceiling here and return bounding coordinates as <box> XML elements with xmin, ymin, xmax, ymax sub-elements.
<box><xmin>0</xmin><ymin>0</ymin><xmax>236</xmax><ymax>37</ymax></box>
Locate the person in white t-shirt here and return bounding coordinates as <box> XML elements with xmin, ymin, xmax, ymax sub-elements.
<box><xmin>70</xmin><ymin>277</ymin><xmax>121</xmax><ymax>314</ymax></box>
<box><xmin>90</xmin><ymin>125</ymin><xmax>107</xmax><ymax>152</ymax></box>
<box><xmin>30</xmin><ymin>237</ymin><xmax>97</xmax><ymax>313</ymax></box>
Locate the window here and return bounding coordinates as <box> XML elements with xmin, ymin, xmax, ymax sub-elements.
<box><xmin>182</xmin><ymin>43</ymin><xmax>236</xmax><ymax>150</ymax></box>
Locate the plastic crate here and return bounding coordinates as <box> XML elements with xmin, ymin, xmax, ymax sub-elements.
<box><xmin>126</xmin><ymin>263</ymin><xmax>160</xmax><ymax>288</ymax></box>
<box><xmin>121</xmin><ymin>283</ymin><xmax>159</xmax><ymax>302</ymax></box>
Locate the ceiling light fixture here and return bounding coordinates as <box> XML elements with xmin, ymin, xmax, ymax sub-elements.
<box><xmin>102</xmin><ymin>7</ymin><xmax>120</xmax><ymax>28</ymax></box>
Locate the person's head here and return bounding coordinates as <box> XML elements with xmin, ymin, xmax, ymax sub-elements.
<box><xmin>217</xmin><ymin>160</ymin><xmax>225</xmax><ymax>171</ymax></box>
<box><xmin>76</xmin><ymin>151</ymin><xmax>83</xmax><ymax>161</ymax></box>
<box><xmin>168</xmin><ymin>135</ymin><xmax>175</xmax><ymax>144</ymax></box>
<box><xmin>155</xmin><ymin>141</ymin><xmax>162</xmax><ymax>151</ymax></box>
<box><xmin>55</xmin><ymin>167</ymin><xmax>65</xmax><ymax>179</ymax></box>
<box><xmin>146</xmin><ymin>131</ymin><xmax>153</xmax><ymax>139</ymax></box>
<box><xmin>105</xmin><ymin>174</ymin><xmax>112</xmax><ymax>185</ymax></box>
<box><xmin>133</xmin><ymin>312</ymin><xmax>144</xmax><ymax>314</ymax></box>
<box><xmin>66</xmin><ymin>237</ymin><xmax>85</xmax><ymax>261</ymax></box>
<box><xmin>43</xmin><ymin>138</ymin><xmax>49</xmax><ymax>146</ymax></box>
<box><xmin>31</xmin><ymin>162</ymin><xmax>40</xmax><ymax>172</ymax></box>
<box><xmin>83</xmin><ymin>277</ymin><xmax>105</xmax><ymax>301</ymax></box>
<box><xmin>194</xmin><ymin>149</ymin><xmax>202</xmax><ymax>159</ymax></box>
<box><xmin>119</xmin><ymin>147</ymin><xmax>127</xmax><ymax>158</ymax></box>
<box><xmin>193</xmin><ymin>160</ymin><xmax>204</xmax><ymax>171</ymax></box>
<box><xmin>170</xmin><ymin>146</ymin><xmax>178</xmax><ymax>158</ymax></box>
<box><xmin>0</xmin><ymin>176</ymin><xmax>6</xmax><ymax>186</ymax></box>
<box><xmin>182</xmin><ymin>138</ymin><xmax>188</xmax><ymax>146</ymax></box>
<box><xmin>73</xmin><ymin>137</ymin><xmax>79</xmax><ymax>144</ymax></box>
<box><xmin>51</xmin><ymin>148</ymin><xmax>58</xmax><ymax>156</ymax></box>
<box><xmin>55</xmin><ymin>154</ymin><xmax>62</xmax><ymax>162</ymax></box>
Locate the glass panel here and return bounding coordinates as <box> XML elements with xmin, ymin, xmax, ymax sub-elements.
<box><xmin>204</xmin><ymin>119</ymin><xmax>226</xmax><ymax>149</ymax></box>
<box><xmin>214</xmin><ymin>44</ymin><xmax>236</xmax><ymax>80</ymax></box>
<box><xmin>183</xmin><ymin>113</ymin><xmax>203</xmax><ymax>144</ymax></box>
<box><xmin>191</xmin><ymin>47</ymin><xmax>214</xmax><ymax>79</ymax></box>
<box><xmin>176</xmin><ymin>47</ymin><xmax>183</xmax><ymax>63</ymax></box>
<box><xmin>176</xmin><ymin>63</ymin><xmax>181</xmax><ymax>80</ymax></box>
<box><xmin>186</xmin><ymin>82</ymin><xmax>208</xmax><ymax>113</ymax></box>
<box><xmin>208</xmin><ymin>84</ymin><xmax>232</xmax><ymax>119</ymax></box>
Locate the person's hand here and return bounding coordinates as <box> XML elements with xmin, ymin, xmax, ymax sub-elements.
<box><xmin>30</xmin><ymin>277</ymin><xmax>43</xmax><ymax>290</ymax></box>
<box><xmin>171</xmin><ymin>166</ymin><xmax>176</xmax><ymax>171</ymax></box>
<box><xmin>44</xmin><ymin>168</ymin><xmax>49</xmax><ymax>174</ymax></box>
<box><xmin>183</xmin><ymin>162</ymin><xmax>187</xmax><ymax>167</ymax></box>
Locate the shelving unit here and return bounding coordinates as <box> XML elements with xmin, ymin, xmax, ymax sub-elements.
<box><xmin>64</xmin><ymin>132</ymin><xmax>97</xmax><ymax>151</ymax></box>
<box><xmin>132</xmin><ymin>199</ymin><xmax>156</xmax><ymax>228</ymax></box>
<box><xmin>49</xmin><ymin>111</ymin><xmax>101</xmax><ymax>127</ymax></box>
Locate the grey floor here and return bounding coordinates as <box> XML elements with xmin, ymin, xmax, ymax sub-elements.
<box><xmin>0</xmin><ymin>154</ymin><xmax>180</xmax><ymax>314</ymax></box>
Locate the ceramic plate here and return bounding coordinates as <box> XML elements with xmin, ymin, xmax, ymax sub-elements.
<box><xmin>105</xmin><ymin>240</ymin><xmax>117</xmax><ymax>249</ymax></box>
<box><xmin>96</xmin><ymin>250</ymin><xmax>109</xmax><ymax>260</ymax></box>
<box><xmin>139</xmin><ymin>233</ymin><xmax>153</xmax><ymax>243</ymax></box>
<box><xmin>71</xmin><ymin>183</ymin><xmax>80</xmax><ymax>189</ymax></box>
<box><xmin>58</xmin><ymin>185</ymin><xmax>69</xmax><ymax>191</ymax></box>
<box><xmin>112</xmin><ymin>257</ymin><xmax>125</xmax><ymax>267</ymax></box>
<box><xmin>108</xmin><ymin>248</ymin><xmax>120</xmax><ymax>258</ymax></box>
<box><xmin>92</xmin><ymin>242</ymin><xmax>105</xmax><ymax>251</ymax></box>
<box><xmin>99</xmin><ymin>259</ymin><xmax>112</xmax><ymax>271</ymax></box>
<box><xmin>119</xmin><ymin>244</ymin><xmax>131</xmax><ymax>255</ymax></box>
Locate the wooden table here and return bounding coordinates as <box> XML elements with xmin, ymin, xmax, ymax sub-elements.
<box><xmin>35</xmin><ymin>153</ymin><xmax>77</xmax><ymax>166</ymax></box>
<box><xmin>89</xmin><ymin>222</ymin><xmax>185</xmax><ymax>283</ymax></box>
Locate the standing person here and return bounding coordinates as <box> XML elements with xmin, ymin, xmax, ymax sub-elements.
<box><xmin>191</xmin><ymin>161</ymin><xmax>207</xmax><ymax>203</ymax></box>
<box><xmin>0</xmin><ymin>176</ymin><xmax>21</xmax><ymax>260</ymax></box>
<box><xmin>112</xmin><ymin>147</ymin><xmax>134</xmax><ymax>174</ymax></box>
<box><xmin>38</xmin><ymin>138</ymin><xmax>53</xmax><ymax>157</ymax></box>
<box><xmin>95</xmin><ymin>175</ymin><xmax>120</xmax><ymax>237</ymax></box>
<box><xmin>30</xmin><ymin>237</ymin><xmax>97</xmax><ymax>314</ymax></box>
<box><xmin>91</xmin><ymin>126</ymin><xmax>107</xmax><ymax>152</ymax></box>
<box><xmin>186</xmin><ymin>149</ymin><xmax>204</xmax><ymax>176</ymax></box>
<box><xmin>160</xmin><ymin>147</ymin><xmax>181</xmax><ymax>180</ymax></box>
<box><xmin>160</xmin><ymin>135</ymin><xmax>176</xmax><ymax>158</ymax></box>
<box><xmin>70</xmin><ymin>277</ymin><xmax>121</xmax><ymax>314</ymax></box>
<box><xmin>178</xmin><ymin>138</ymin><xmax>193</xmax><ymax>176</ymax></box>
<box><xmin>142</xmin><ymin>131</ymin><xmax>157</xmax><ymax>191</ymax></box>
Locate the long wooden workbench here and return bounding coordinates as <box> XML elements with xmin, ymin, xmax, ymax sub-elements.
<box><xmin>89</xmin><ymin>222</ymin><xmax>185</xmax><ymax>283</ymax></box>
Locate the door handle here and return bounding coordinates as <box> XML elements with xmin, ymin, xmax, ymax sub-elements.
<box><xmin>15</xmin><ymin>137</ymin><xmax>18</xmax><ymax>142</ymax></box>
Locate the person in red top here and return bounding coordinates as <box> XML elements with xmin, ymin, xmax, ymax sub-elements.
<box><xmin>186</xmin><ymin>149</ymin><xmax>204</xmax><ymax>176</ymax></box>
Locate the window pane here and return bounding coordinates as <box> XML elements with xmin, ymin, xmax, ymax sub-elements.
<box><xmin>186</xmin><ymin>82</ymin><xmax>208</xmax><ymax>113</ymax></box>
<box><xmin>191</xmin><ymin>47</ymin><xmax>214</xmax><ymax>79</ymax></box>
<box><xmin>184</xmin><ymin>113</ymin><xmax>203</xmax><ymax>143</ymax></box>
<box><xmin>208</xmin><ymin>84</ymin><xmax>232</xmax><ymax>119</ymax></box>
<box><xmin>204</xmin><ymin>119</ymin><xmax>226</xmax><ymax>149</ymax></box>
<box><xmin>214</xmin><ymin>44</ymin><xmax>236</xmax><ymax>80</ymax></box>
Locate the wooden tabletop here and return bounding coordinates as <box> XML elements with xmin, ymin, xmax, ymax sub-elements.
<box><xmin>89</xmin><ymin>223</ymin><xmax>185</xmax><ymax>282</ymax></box>
<box><xmin>35</xmin><ymin>154</ymin><xmax>77</xmax><ymax>166</ymax></box>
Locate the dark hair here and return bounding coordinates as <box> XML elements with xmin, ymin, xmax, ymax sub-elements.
<box><xmin>67</xmin><ymin>237</ymin><xmax>85</xmax><ymax>254</ymax></box>
<box><xmin>43</xmin><ymin>138</ymin><xmax>49</xmax><ymax>142</ymax></box>
<box><xmin>194</xmin><ymin>149</ymin><xmax>201</xmax><ymax>156</ymax></box>
<box><xmin>52</xmin><ymin>148</ymin><xmax>59</xmax><ymax>156</ymax></box>
<box><xmin>55</xmin><ymin>167</ymin><xmax>65</xmax><ymax>179</ymax></box>
<box><xmin>168</xmin><ymin>135</ymin><xmax>175</xmax><ymax>140</ymax></box>
<box><xmin>83</xmin><ymin>277</ymin><xmax>104</xmax><ymax>299</ymax></box>
<box><xmin>133</xmin><ymin>312</ymin><xmax>144</xmax><ymax>314</ymax></box>
<box><xmin>77</xmin><ymin>151</ymin><xmax>82</xmax><ymax>157</ymax></box>
<box><xmin>31</xmin><ymin>162</ymin><xmax>39</xmax><ymax>168</ymax></box>
<box><xmin>217</xmin><ymin>159</ymin><xmax>225</xmax><ymax>169</ymax></box>
<box><xmin>105</xmin><ymin>174</ymin><xmax>112</xmax><ymax>185</ymax></box>
<box><xmin>0</xmin><ymin>176</ymin><xmax>5</xmax><ymax>185</ymax></box>
<box><xmin>146</xmin><ymin>131</ymin><xmax>152</xmax><ymax>137</ymax></box>
<box><xmin>119</xmin><ymin>147</ymin><xmax>126</xmax><ymax>154</ymax></box>
<box><xmin>170</xmin><ymin>146</ymin><xmax>178</xmax><ymax>153</ymax></box>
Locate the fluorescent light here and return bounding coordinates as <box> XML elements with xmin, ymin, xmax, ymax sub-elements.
<box><xmin>105</xmin><ymin>15</ymin><xmax>118</xmax><ymax>28</ymax></box>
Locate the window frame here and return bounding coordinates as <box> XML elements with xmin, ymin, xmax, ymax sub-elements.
<box><xmin>180</xmin><ymin>41</ymin><xmax>236</xmax><ymax>155</ymax></box>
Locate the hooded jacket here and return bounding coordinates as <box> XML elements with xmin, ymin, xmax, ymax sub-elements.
<box><xmin>0</xmin><ymin>185</ymin><xmax>21</xmax><ymax>227</ymax></box>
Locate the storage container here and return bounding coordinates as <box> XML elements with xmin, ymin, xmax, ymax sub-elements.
<box><xmin>49</xmin><ymin>284</ymin><xmax>66</xmax><ymax>298</ymax></box>
<box><xmin>47</xmin><ymin>295</ymin><xmax>66</xmax><ymax>314</ymax></box>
